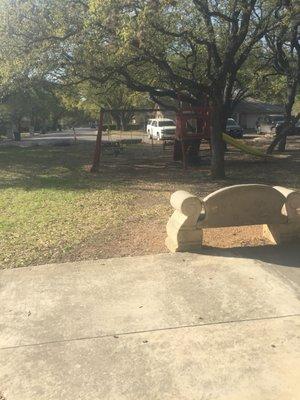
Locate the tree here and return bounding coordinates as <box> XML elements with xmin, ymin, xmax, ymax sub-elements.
<box><xmin>103</xmin><ymin>85</ymin><xmax>149</xmax><ymax>131</ymax></box>
<box><xmin>84</xmin><ymin>0</ymin><xmax>287</xmax><ymax>177</ymax></box>
<box><xmin>265</xmin><ymin>3</ymin><xmax>300</xmax><ymax>153</ymax></box>
<box><xmin>0</xmin><ymin>79</ymin><xmax>62</xmax><ymax>134</ymax></box>
<box><xmin>0</xmin><ymin>0</ymin><xmax>290</xmax><ymax>177</ymax></box>
<box><xmin>229</xmin><ymin>43</ymin><xmax>287</xmax><ymax>109</ymax></box>
<box><xmin>0</xmin><ymin>77</ymin><xmax>94</xmax><ymax>136</ymax></box>
<box><xmin>68</xmin><ymin>82</ymin><xmax>150</xmax><ymax>130</ymax></box>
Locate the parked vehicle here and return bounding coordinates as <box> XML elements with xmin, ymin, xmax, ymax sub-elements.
<box><xmin>275</xmin><ymin>119</ymin><xmax>300</xmax><ymax>136</ymax></box>
<box><xmin>146</xmin><ymin>119</ymin><xmax>155</xmax><ymax>135</ymax></box>
<box><xmin>226</xmin><ymin>118</ymin><xmax>243</xmax><ymax>139</ymax></box>
<box><xmin>257</xmin><ymin>115</ymin><xmax>284</xmax><ymax>134</ymax></box>
<box><xmin>147</xmin><ymin>118</ymin><xmax>176</xmax><ymax>140</ymax></box>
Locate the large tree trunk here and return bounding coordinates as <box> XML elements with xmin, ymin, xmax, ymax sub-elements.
<box><xmin>266</xmin><ymin>124</ymin><xmax>289</xmax><ymax>154</ymax></box>
<box><xmin>210</xmin><ymin>101</ymin><xmax>226</xmax><ymax>178</ymax></box>
<box><xmin>90</xmin><ymin>110</ymin><xmax>104</xmax><ymax>172</ymax></box>
<box><xmin>267</xmin><ymin>77</ymin><xmax>297</xmax><ymax>154</ymax></box>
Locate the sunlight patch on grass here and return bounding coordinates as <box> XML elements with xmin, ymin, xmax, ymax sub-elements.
<box><xmin>0</xmin><ymin>144</ymin><xmax>137</xmax><ymax>268</ymax></box>
<box><xmin>0</xmin><ymin>187</ymin><xmax>135</xmax><ymax>268</ymax></box>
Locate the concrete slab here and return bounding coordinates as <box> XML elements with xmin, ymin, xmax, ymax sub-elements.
<box><xmin>228</xmin><ymin>244</ymin><xmax>300</xmax><ymax>289</ymax></box>
<box><xmin>0</xmin><ymin>252</ymin><xmax>300</xmax><ymax>399</ymax></box>
<box><xmin>1</xmin><ymin>253</ymin><xmax>299</xmax><ymax>349</ymax></box>
<box><xmin>1</xmin><ymin>316</ymin><xmax>299</xmax><ymax>400</ymax></box>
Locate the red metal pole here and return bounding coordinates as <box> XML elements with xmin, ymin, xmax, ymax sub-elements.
<box><xmin>90</xmin><ymin>110</ymin><xmax>104</xmax><ymax>172</ymax></box>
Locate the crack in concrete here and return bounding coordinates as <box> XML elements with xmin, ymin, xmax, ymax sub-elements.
<box><xmin>1</xmin><ymin>313</ymin><xmax>299</xmax><ymax>352</ymax></box>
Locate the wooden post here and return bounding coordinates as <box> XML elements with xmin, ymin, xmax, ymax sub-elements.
<box><xmin>90</xmin><ymin>110</ymin><xmax>104</xmax><ymax>173</ymax></box>
<box><xmin>181</xmin><ymin>140</ymin><xmax>187</xmax><ymax>169</ymax></box>
<box><xmin>73</xmin><ymin>127</ymin><xmax>77</xmax><ymax>143</ymax></box>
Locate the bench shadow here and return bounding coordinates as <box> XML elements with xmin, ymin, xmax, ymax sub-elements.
<box><xmin>197</xmin><ymin>243</ymin><xmax>300</xmax><ymax>268</ymax></box>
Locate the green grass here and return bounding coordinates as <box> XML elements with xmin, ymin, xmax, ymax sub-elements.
<box><xmin>0</xmin><ymin>144</ymin><xmax>136</xmax><ymax>268</ymax></box>
<box><xmin>1</xmin><ymin>137</ymin><xmax>299</xmax><ymax>268</ymax></box>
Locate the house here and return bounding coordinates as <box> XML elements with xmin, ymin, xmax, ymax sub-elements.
<box><xmin>233</xmin><ymin>98</ymin><xmax>284</xmax><ymax>130</ymax></box>
<box><xmin>154</xmin><ymin>103</ymin><xmax>176</xmax><ymax>120</ymax></box>
<box><xmin>133</xmin><ymin>101</ymin><xmax>176</xmax><ymax>127</ymax></box>
<box><xmin>141</xmin><ymin>97</ymin><xmax>285</xmax><ymax>131</ymax></box>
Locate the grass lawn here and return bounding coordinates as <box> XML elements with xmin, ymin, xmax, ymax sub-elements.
<box><xmin>0</xmin><ymin>136</ymin><xmax>299</xmax><ymax>269</ymax></box>
<box><xmin>0</xmin><ymin>143</ymin><xmax>143</xmax><ymax>268</ymax></box>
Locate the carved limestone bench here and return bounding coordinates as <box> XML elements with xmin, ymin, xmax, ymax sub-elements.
<box><xmin>166</xmin><ymin>184</ymin><xmax>300</xmax><ymax>252</ymax></box>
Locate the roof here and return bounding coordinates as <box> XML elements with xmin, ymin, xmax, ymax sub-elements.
<box><xmin>235</xmin><ymin>98</ymin><xmax>284</xmax><ymax>114</ymax></box>
<box><xmin>152</xmin><ymin>96</ymin><xmax>285</xmax><ymax>115</ymax></box>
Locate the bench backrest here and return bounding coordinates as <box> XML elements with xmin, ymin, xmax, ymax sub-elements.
<box><xmin>198</xmin><ymin>184</ymin><xmax>287</xmax><ymax>228</ymax></box>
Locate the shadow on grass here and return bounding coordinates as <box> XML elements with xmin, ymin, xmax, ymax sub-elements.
<box><xmin>0</xmin><ymin>141</ymin><xmax>299</xmax><ymax>193</ymax></box>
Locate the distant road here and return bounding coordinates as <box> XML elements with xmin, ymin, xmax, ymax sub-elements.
<box><xmin>1</xmin><ymin>127</ymin><xmax>262</xmax><ymax>148</ymax></box>
<box><xmin>1</xmin><ymin>127</ymin><xmax>148</xmax><ymax>147</ymax></box>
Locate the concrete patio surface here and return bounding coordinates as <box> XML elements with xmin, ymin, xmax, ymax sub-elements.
<box><xmin>0</xmin><ymin>248</ymin><xmax>299</xmax><ymax>399</ymax></box>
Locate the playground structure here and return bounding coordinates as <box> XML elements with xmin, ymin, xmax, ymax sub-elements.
<box><xmin>166</xmin><ymin>185</ymin><xmax>300</xmax><ymax>252</ymax></box>
<box><xmin>222</xmin><ymin>133</ymin><xmax>290</xmax><ymax>160</ymax></box>
<box><xmin>173</xmin><ymin>106</ymin><xmax>212</xmax><ymax>168</ymax></box>
<box><xmin>90</xmin><ymin>105</ymin><xmax>213</xmax><ymax>172</ymax></box>
<box><xmin>91</xmin><ymin>108</ymin><xmax>153</xmax><ymax>172</ymax></box>
<box><xmin>90</xmin><ymin>105</ymin><xmax>288</xmax><ymax>172</ymax></box>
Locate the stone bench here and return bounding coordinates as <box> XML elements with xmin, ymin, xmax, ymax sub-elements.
<box><xmin>166</xmin><ymin>184</ymin><xmax>300</xmax><ymax>252</ymax></box>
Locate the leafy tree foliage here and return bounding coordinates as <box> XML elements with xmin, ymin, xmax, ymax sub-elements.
<box><xmin>64</xmin><ymin>82</ymin><xmax>150</xmax><ymax>130</ymax></box>
<box><xmin>0</xmin><ymin>77</ymin><xmax>91</xmax><ymax>135</ymax></box>
<box><xmin>265</xmin><ymin>2</ymin><xmax>300</xmax><ymax>152</ymax></box>
<box><xmin>0</xmin><ymin>0</ymin><xmax>297</xmax><ymax>176</ymax></box>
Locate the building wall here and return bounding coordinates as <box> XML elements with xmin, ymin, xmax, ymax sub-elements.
<box><xmin>155</xmin><ymin>110</ymin><xmax>176</xmax><ymax>120</ymax></box>
<box><xmin>236</xmin><ymin>113</ymin><xmax>261</xmax><ymax>129</ymax></box>
<box><xmin>134</xmin><ymin>109</ymin><xmax>176</xmax><ymax>126</ymax></box>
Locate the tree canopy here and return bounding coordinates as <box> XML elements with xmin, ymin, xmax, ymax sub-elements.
<box><xmin>0</xmin><ymin>0</ymin><xmax>298</xmax><ymax>176</ymax></box>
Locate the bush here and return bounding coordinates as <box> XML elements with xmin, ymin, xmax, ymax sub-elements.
<box><xmin>126</xmin><ymin>124</ymin><xmax>143</xmax><ymax>131</ymax></box>
<box><xmin>103</xmin><ymin>124</ymin><xmax>117</xmax><ymax>130</ymax></box>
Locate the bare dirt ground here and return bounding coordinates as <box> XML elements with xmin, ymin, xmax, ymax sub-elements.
<box><xmin>1</xmin><ymin>131</ymin><xmax>299</xmax><ymax>268</ymax></box>
<box><xmin>62</xmin><ymin>134</ymin><xmax>300</xmax><ymax>263</ymax></box>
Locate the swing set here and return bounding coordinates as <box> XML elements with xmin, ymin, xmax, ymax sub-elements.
<box><xmin>90</xmin><ymin>104</ymin><xmax>212</xmax><ymax>172</ymax></box>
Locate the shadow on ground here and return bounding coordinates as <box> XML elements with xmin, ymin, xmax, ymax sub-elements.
<box><xmin>0</xmin><ymin>140</ymin><xmax>300</xmax><ymax>194</ymax></box>
<box><xmin>198</xmin><ymin>243</ymin><xmax>299</xmax><ymax>268</ymax></box>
